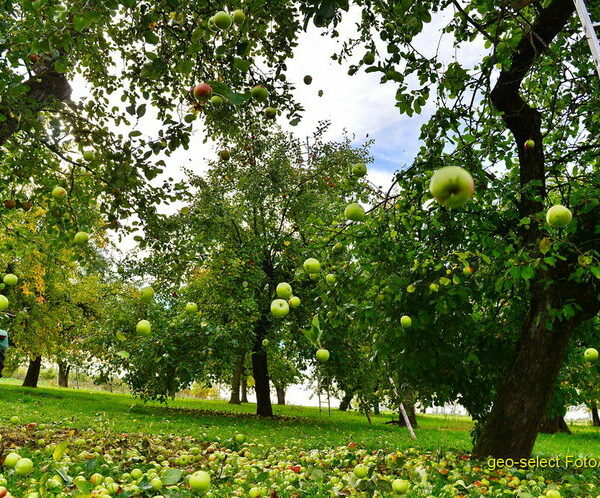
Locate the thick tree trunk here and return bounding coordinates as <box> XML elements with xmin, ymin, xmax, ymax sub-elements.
<box><xmin>58</xmin><ymin>362</ymin><xmax>70</xmax><ymax>388</ymax></box>
<box><xmin>590</xmin><ymin>403</ymin><xmax>600</xmax><ymax>427</ymax></box>
<box><xmin>373</xmin><ymin>402</ymin><xmax>380</xmax><ymax>415</ymax></box>
<box><xmin>229</xmin><ymin>353</ymin><xmax>245</xmax><ymax>405</ymax></box>
<box><xmin>398</xmin><ymin>401</ymin><xmax>418</xmax><ymax>428</ymax></box>
<box><xmin>276</xmin><ymin>386</ymin><xmax>286</xmax><ymax>405</ymax></box>
<box><xmin>0</xmin><ymin>69</ymin><xmax>72</xmax><ymax>145</ymax></box>
<box><xmin>241</xmin><ymin>373</ymin><xmax>248</xmax><ymax>403</ymax></box>
<box><xmin>339</xmin><ymin>391</ymin><xmax>353</xmax><ymax>411</ymax></box>
<box><xmin>538</xmin><ymin>415</ymin><xmax>571</xmax><ymax>434</ymax></box>
<box><xmin>22</xmin><ymin>356</ymin><xmax>42</xmax><ymax>388</ymax></box>
<box><xmin>251</xmin><ymin>322</ymin><xmax>273</xmax><ymax>415</ymax></box>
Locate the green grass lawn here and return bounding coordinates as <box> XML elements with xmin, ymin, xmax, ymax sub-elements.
<box><xmin>2</xmin><ymin>380</ymin><xmax>599</xmax><ymax>458</ymax></box>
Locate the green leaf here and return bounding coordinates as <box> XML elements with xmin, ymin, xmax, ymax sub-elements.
<box><xmin>161</xmin><ymin>469</ymin><xmax>182</xmax><ymax>485</ymax></box>
<box><xmin>53</xmin><ymin>441</ymin><xmax>69</xmax><ymax>461</ymax></box>
<box><xmin>208</xmin><ymin>81</ymin><xmax>250</xmax><ymax>107</ymax></box>
<box><xmin>521</xmin><ymin>266</ymin><xmax>535</xmax><ymax>280</ymax></box>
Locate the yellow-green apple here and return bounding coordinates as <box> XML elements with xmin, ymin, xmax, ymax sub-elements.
<box><xmin>270</xmin><ymin>299</ymin><xmax>289</xmax><ymax>318</ymax></box>
<box><xmin>325</xmin><ymin>274</ymin><xmax>336</xmax><ymax>284</ymax></box>
<box><xmin>401</xmin><ymin>315</ymin><xmax>412</xmax><ymax>328</ymax></box>
<box><xmin>345</xmin><ymin>203</ymin><xmax>366</xmax><ymax>221</ymax></box>
<box><xmin>262</xmin><ymin>339</ymin><xmax>269</xmax><ymax>347</ymax></box>
<box><xmin>210</xmin><ymin>96</ymin><xmax>223</xmax><ymax>106</ymax></box>
<box><xmin>136</xmin><ymin>320</ymin><xmax>151</xmax><ymax>336</ymax></box>
<box><xmin>524</xmin><ymin>139</ymin><xmax>535</xmax><ymax>150</ymax></box>
<box><xmin>185</xmin><ymin>302</ymin><xmax>198</xmax><ymax>313</ymax></box>
<box><xmin>429</xmin><ymin>283</ymin><xmax>439</xmax><ymax>292</ymax></box>
<box><xmin>140</xmin><ymin>286</ymin><xmax>155</xmax><ymax>303</ymax></box>
<box><xmin>392</xmin><ymin>479</ymin><xmax>410</xmax><ymax>493</ymax></box>
<box><xmin>14</xmin><ymin>458</ymin><xmax>33</xmax><ymax>475</ymax></box>
<box><xmin>352</xmin><ymin>163</ymin><xmax>367</xmax><ymax>177</ymax></box>
<box><xmin>584</xmin><ymin>348</ymin><xmax>598</xmax><ymax>362</ymax></box>
<box><xmin>213</xmin><ymin>11</ymin><xmax>232</xmax><ymax>29</ymax></box>
<box><xmin>219</xmin><ymin>149</ymin><xmax>230</xmax><ymax>161</ymax></box>
<box><xmin>353</xmin><ymin>464</ymin><xmax>368</xmax><ymax>478</ymax></box>
<box><xmin>429</xmin><ymin>166</ymin><xmax>474</xmax><ymax>208</ymax></box>
<box><xmin>247</xmin><ymin>375</ymin><xmax>255</xmax><ymax>387</ymax></box>
<box><xmin>232</xmin><ymin>9</ymin><xmax>245</xmax><ymax>25</ymax></box>
<box><xmin>406</xmin><ymin>284</ymin><xmax>416</xmax><ymax>293</ymax></box>
<box><xmin>83</xmin><ymin>150</ymin><xmax>96</xmax><ymax>161</ymax></box>
<box><xmin>546</xmin><ymin>205</ymin><xmax>572</xmax><ymax>228</ymax></box>
<box><xmin>251</xmin><ymin>85</ymin><xmax>269</xmax><ymax>102</ymax></box>
<box><xmin>52</xmin><ymin>186</ymin><xmax>67</xmax><ymax>200</ymax></box>
<box><xmin>316</xmin><ymin>349</ymin><xmax>330</xmax><ymax>362</ymax></box>
<box><xmin>276</xmin><ymin>282</ymin><xmax>293</xmax><ymax>299</ymax></box>
<box><xmin>4</xmin><ymin>453</ymin><xmax>21</xmax><ymax>467</ymax></box>
<box><xmin>0</xmin><ymin>295</ymin><xmax>9</xmax><ymax>311</ymax></box>
<box><xmin>303</xmin><ymin>258</ymin><xmax>321</xmax><ymax>273</ymax></box>
<box><xmin>3</xmin><ymin>274</ymin><xmax>17</xmax><ymax>286</ymax></box>
<box><xmin>74</xmin><ymin>231</ymin><xmax>89</xmax><ymax>244</ymax></box>
<box><xmin>289</xmin><ymin>296</ymin><xmax>301</xmax><ymax>308</ymax></box>
<box><xmin>264</xmin><ymin>107</ymin><xmax>277</xmax><ymax>119</ymax></box>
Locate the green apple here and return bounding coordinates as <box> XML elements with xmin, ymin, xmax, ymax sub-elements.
<box><xmin>74</xmin><ymin>231</ymin><xmax>89</xmax><ymax>245</ymax></box>
<box><xmin>235</xmin><ymin>433</ymin><xmax>245</xmax><ymax>443</ymax></box>
<box><xmin>546</xmin><ymin>205</ymin><xmax>572</xmax><ymax>228</ymax></box>
<box><xmin>140</xmin><ymin>286</ymin><xmax>155</xmax><ymax>303</ymax></box>
<box><xmin>429</xmin><ymin>283</ymin><xmax>439</xmax><ymax>292</ymax></box>
<box><xmin>249</xmin><ymin>487</ymin><xmax>262</xmax><ymax>498</ymax></box>
<box><xmin>213</xmin><ymin>11</ymin><xmax>232</xmax><ymax>29</ymax></box>
<box><xmin>9</xmin><ymin>415</ymin><xmax>19</xmax><ymax>424</ymax></box>
<box><xmin>189</xmin><ymin>470</ymin><xmax>211</xmax><ymax>491</ymax></box>
<box><xmin>185</xmin><ymin>302</ymin><xmax>198</xmax><ymax>313</ymax></box>
<box><xmin>363</xmin><ymin>52</ymin><xmax>375</xmax><ymax>64</ymax></box>
<box><xmin>247</xmin><ymin>375</ymin><xmax>255</xmax><ymax>387</ymax></box>
<box><xmin>264</xmin><ymin>107</ymin><xmax>277</xmax><ymax>119</ymax></box>
<box><xmin>14</xmin><ymin>457</ymin><xmax>33</xmax><ymax>475</ymax></box>
<box><xmin>345</xmin><ymin>203</ymin><xmax>366</xmax><ymax>222</ymax></box>
<box><xmin>130</xmin><ymin>469</ymin><xmax>143</xmax><ymax>480</ymax></box>
<box><xmin>325</xmin><ymin>273</ymin><xmax>336</xmax><ymax>284</ymax></box>
<box><xmin>303</xmin><ymin>258</ymin><xmax>321</xmax><ymax>274</ymax></box>
<box><xmin>584</xmin><ymin>348</ymin><xmax>598</xmax><ymax>362</ymax></box>
<box><xmin>0</xmin><ymin>295</ymin><xmax>9</xmax><ymax>312</ymax></box>
<box><xmin>463</xmin><ymin>266</ymin><xmax>474</xmax><ymax>275</ymax></box>
<box><xmin>406</xmin><ymin>284</ymin><xmax>416</xmax><ymax>293</ymax></box>
<box><xmin>309</xmin><ymin>273</ymin><xmax>319</xmax><ymax>281</ymax></box>
<box><xmin>332</xmin><ymin>242</ymin><xmax>344</xmax><ymax>253</ymax></box>
<box><xmin>392</xmin><ymin>479</ymin><xmax>410</xmax><ymax>493</ymax></box>
<box><xmin>136</xmin><ymin>319</ymin><xmax>151</xmax><ymax>336</ymax></box>
<box><xmin>288</xmin><ymin>296</ymin><xmax>301</xmax><ymax>308</ymax></box>
<box><xmin>83</xmin><ymin>150</ymin><xmax>96</xmax><ymax>161</ymax></box>
<box><xmin>429</xmin><ymin>166</ymin><xmax>474</xmax><ymax>208</ymax></box>
<box><xmin>3</xmin><ymin>274</ymin><xmax>18</xmax><ymax>286</ymax></box>
<box><xmin>52</xmin><ymin>186</ymin><xmax>67</xmax><ymax>200</ymax></box>
<box><xmin>4</xmin><ymin>452</ymin><xmax>21</xmax><ymax>467</ymax></box>
<box><xmin>545</xmin><ymin>491</ymin><xmax>561</xmax><ymax>498</ymax></box>
<box><xmin>262</xmin><ymin>338</ymin><xmax>269</xmax><ymax>347</ymax></box>
<box><xmin>353</xmin><ymin>464</ymin><xmax>368</xmax><ymax>478</ymax></box>
<box><xmin>193</xmin><ymin>83</ymin><xmax>212</xmax><ymax>100</ymax></box>
<box><xmin>303</xmin><ymin>75</ymin><xmax>312</xmax><ymax>85</ymax></box>
<box><xmin>90</xmin><ymin>473</ymin><xmax>104</xmax><ymax>485</ymax></box>
<box><xmin>210</xmin><ymin>95</ymin><xmax>223</xmax><ymax>106</ymax></box>
<box><xmin>232</xmin><ymin>9</ymin><xmax>245</xmax><ymax>25</ymax></box>
<box><xmin>276</xmin><ymin>282</ymin><xmax>293</xmax><ymax>299</ymax></box>
<box><xmin>400</xmin><ymin>315</ymin><xmax>412</xmax><ymax>328</ymax></box>
<box><xmin>524</xmin><ymin>139</ymin><xmax>535</xmax><ymax>150</ymax></box>
<box><xmin>352</xmin><ymin>163</ymin><xmax>367</xmax><ymax>177</ymax></box>
<box><xmin>316</xmin><ymin>349</ymin><xmax>330</xmax><ymax>362</ymax></box>
<box><xmin>251</xmin><ymin>85</ymin><xmax>269</xmax><ymax>102</ymax></box>
<box><xmin>270</xmin><ymin>299</ymin><xmax>289</xmax><ymax>318</ymax></box>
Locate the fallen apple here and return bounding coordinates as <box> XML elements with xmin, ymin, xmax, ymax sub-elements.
<box><xmin>325</xmin><ymin>274</ymin><xmax>336</xmax><ymax>284</ymax></box>
<box><xmin>353</xmin><ymin>464</ymin><xmax>368</xmax><ymax>479</ymax></box>
<box><xmin>3</xmin><ymin>453</ymin><xmax>20</xmax><ymax>468</ymax></box>
<box><xmin>0</xmin><ymin>295</ymin><xmax>9</xmax><ymax>312</ymax></box>
<box><xmin>392</xmin><ymin>479</ymin><xmax>410</xmax><ymax>493</ymax></box>
<box><xmin>14</xmin><ymin>458</ymin><xmax>33</xmax><ymax>475</ymax></box>
<box><xmin>429</xmin><ymin>166</ymin><xmax>474</xmax><ymax>208</ymax></box>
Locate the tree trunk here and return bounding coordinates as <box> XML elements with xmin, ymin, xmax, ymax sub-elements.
<box><xmin>229</xmin><ymin>352</ymin><xmax>245</xmax><ymax>405</ymax></box>
<box><xmin>590</xmin><ymin>403</ymin><xmax>600</xmax><ymax>427</ymax></box>
<box><xmin>373</xmin><ymin>402</ymin><xmax>380</xmax><ymax>415</ymax></box>
<box><xmin>22</xmin><ymin>356</ymin><xmax>42</xmax><ymax>388</ymax></box>
<box><xmin>339</xmin><ymin>391</ymin><xmax>353</xmax><ymax>411</ymax></box>
<box><xmin>241</xmin><ymin>373</ymin><xmax>248</xmax><ymax>403</ymax></box>
<box><xmin>251</xmin><ymin>319</ymin><xmax>273</xmax><ymax>416</ymax></box>
<box><xmin>0</xmin><ymin>349</ymin><xmax>4</xmax><ymax>378</ymax></box>
<box><xmin>276</xmin><ymin>386</ymin><xmax>286</xmax><ymax>405</ymax></box>
<box><xmin>396</xmin><ymin>401</ymin><xmax>418</xmax><ymax>428</ymax></box>
<box><xmin>58</xmin><ymin>362</ymin><xmax>70</xmax><ymax>388</ymax></box>
<box><xmin>0</xmin><ymin>69</ymin><xmax>72</xmax><ymax>146</ymax></box>
<box><xmin>538</xmin><ymin>415</ymin><xmax>571</xmax><ymax>434</ymax></box>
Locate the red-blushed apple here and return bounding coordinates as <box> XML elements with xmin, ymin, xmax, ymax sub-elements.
<box><xmin>392</xmin><ymin>479</ymin><xmax>410</xmax><ymax>493</ymax></box>
<box><xmin>276</xmin><ymin>282</ymin><xmax>293</xmax><ymax>299</ymax></box>
<box><xmin>185</xmin><ymin>302</ymin><xmax>198</xmax><ymax>313</ymax></box>
<box><xmin>52</xmin><ymin>186</ymin><xmax>67</xmax><ymax>200</ymax></box>
<box><xmin>0</xmin><ymin>295</ymin><xmax>9</xmax><ymax>312</ymax></box>
<box><xmin>463</xmin><ymin>266</ymin><xmax>474</xmax><ymax>275</ymax></box>
<box><xmin>232</xmin><ymin>9</ymin><xmax>245</xmax><ymax>25</ymax></box>
<box><xmin>28</xmin><ymin>53</ymin><xmax>40</xmax><ymax>63</ymax></box>
<box><xmin>524</xmin><ymin>139</ymin><xmax>535</xmax><ymax>150</ymax></box>
<box><xmin>401</xmin><ymin>315</ymin><xmax>412</xmax><ymax>328</ymax></box>
<box><xmin>345</xmin><ymin>203</ymin><xmax>366</xmax><ymax>222</ymax></box>
<box><xmin>429</xmin><ymin>166</ymin><xmax>474</xmax><ymax>208</ymax></box>
<box><xmin>546</xmin><ymin>205</ymin><xmax>572</xmax><ymax>228</ymax></box>
<box><xmin>352</xmin><ymin>163</ymin><xmax>367</xmax><ymax>177</ymax></box>
<box><xmin>270</xmin><ymin>299</ymin><xmax>290</xmax><ymax>318</ymax></box>
<box><xmin>193</xmin><ymin>83</ymin><xmax>212</xmax><ymax>100</ymax></box>
<box><xmin>213</xmin><ymin>11</ymin><xmax>233</xmax><ymax>29</ymax></box>
<box><xmin>251</xmin><ymin>85</ymin><xmax>269</xmax><ymax>102</ymax></box>
<box><xmin>289</xmin><ymin>296</ymin><xmax>301</xmax><ymax>308</ymax></box>
<box><xmin>303</xmin><ymin>258</ymin><xmax>321</xmax><ymax>273</ymax></box>
<box><xmin>74</xmin><ymin>231</ymin><xmax>89</xmax><ymax>245</ymax></box>
<box><xmin>584</xmin><ymin>348</ymin><xmax>598</xmax><ymax>362</ymax></box>
<box><xmin>136</xmin><ymin>319</ymin><xmax>151</xmax><ymax>336</ymax></box>
<box><xmin>316</xmin><ymin>348</ymin><xmax>330</xmax><ymax>362</ymax></box>
<box><xmin>3</xmin><ymin>274</ymin><xmax>17</xmax><ymax>286</ymax></box>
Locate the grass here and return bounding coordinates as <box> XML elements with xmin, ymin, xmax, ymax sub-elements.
<box><xmin>2</xmin><ymin>380</ymin><xmax>599</xmax><ymax>458</ymax></box>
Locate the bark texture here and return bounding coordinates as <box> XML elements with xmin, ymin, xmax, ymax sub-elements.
<box><xmin>228</xmin><ymin>352</ymin><xmax>245</xmax><ymax>405</ymax></box>
<box><xmin>538</xmin><ymin>415</ymin><xmax>571</xmax><ymax>434</ymax></box>
<box><xmin>58</xmin><ymin>362</ymin><xmax>70</xmax><ymax>388</ymax></box>
<box><xmin>339</xmin><ymin>391</ymin><xmax>353</xmax><ymax>411</ymax></box>
<box><xmin>22</xmin><ymin>356</ymin><xmax>42</xmax><ymax>388</ymax></box>
<box><xmin>591</xmin><ymin>403</ymin><xmax>600</xmax><ymax>427</ymax></box>
<box><xmin>252</xmin><ymin>319</ymin><xmax>273</xmax><ymax>416</ymax></box>
<box><xmin>276</xmin><ymin>386</ymin><xmax>286</xmax><ymax>405</ymax></box>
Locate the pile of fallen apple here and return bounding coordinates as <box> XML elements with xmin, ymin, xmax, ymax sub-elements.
<box><xmin>1</xmin><ymin>421</ymin><xmax>598</xmax><ymax>497</ymax></box>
